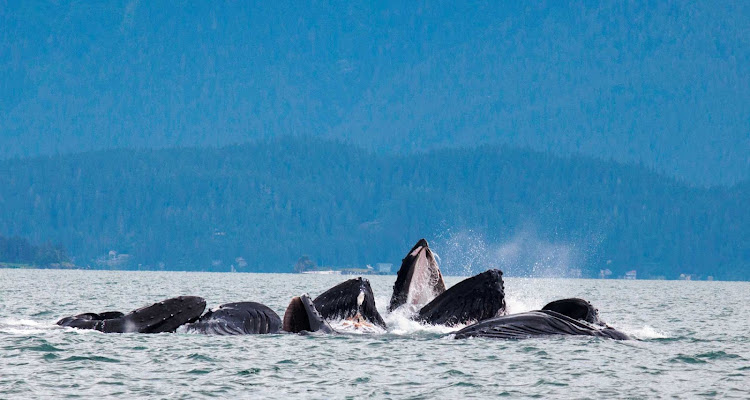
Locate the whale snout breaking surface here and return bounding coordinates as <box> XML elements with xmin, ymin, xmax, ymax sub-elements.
<box><xmin>313</xmin><ymin>277</ymin><xmax>387</xmax><ymax>330</ymax></box>
<box><xmin>541</xmin><ymin>298</ymin><xmax>603</xmax><ymax>325</ymax></box>
<box><xmin>389</xmin><ymin>238</ymin><xmax>446</xmax><ymax>312</ymax></box>
<box><xmin>418</xmin><ymin>269</ymin><xmax>507</xmax><ymax>326</ymax></box>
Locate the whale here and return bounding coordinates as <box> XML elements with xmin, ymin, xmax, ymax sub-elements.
<box><xmin>453</xmin><ymin>298</ymin><xmax>630</xmax><ymax>340</ymax></box>
<box><xmin>313</xmin><ymin>277</ymin><xmax>386</xmax><ymax>329</ymax></box>
<box><xmin>541</xmin><ymin>298</ymin><xmax>603</xmax><ymax>325</ymax></box>
<box><xmin>418</xmin><ymin>269</ymin><xmax>507</xmax><ymax>326</ymax></box>
<box><xmin>57</xmin><ymin>296</ymin><xmax>206</xmax><ymax>333</ymax></box>
<box><xmin>389</xmin><ymin>238</ymin><xmax>446</xmax><ymax>312</ymax></box>
<box><xmin>283</xmin><ymin>294</ymin><xmax>334</xmax><ymax>334</ymax></box>
<box><xmin>183</xmin><ymin>302</ymin><xmax>282</xmax><ymax>335</ymax></box>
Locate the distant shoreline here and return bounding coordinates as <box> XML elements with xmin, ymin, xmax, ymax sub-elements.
<box><xmin>2</xmin><ymin>265</ymin><xmax>746</xmax><ymax>282</ymax></box>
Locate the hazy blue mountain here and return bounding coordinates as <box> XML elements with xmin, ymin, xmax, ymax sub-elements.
<box><xmin>0</xmin><ymin>138</ymin><xmax>747</xmax><ymax>279</ymax></box>
<box><xmin>2</xmin><ymin>2</ymin><xmax>748</xmax><ymax>185</ymax></box>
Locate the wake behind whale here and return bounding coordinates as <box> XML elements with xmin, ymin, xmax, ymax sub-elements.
<box><xmin>56</xmin><ymin>238</ymin><xmax>630</xmax><ymax>340</ymax></box>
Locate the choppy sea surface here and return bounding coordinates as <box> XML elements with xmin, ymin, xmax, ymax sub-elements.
<box><xmin>1</xmin><ymin>269</ymin><xmax>748</xmax><ymax>399</ymax></box>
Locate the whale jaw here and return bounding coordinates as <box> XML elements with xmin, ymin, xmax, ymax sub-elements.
<box><xmin>283</xmin><ymin>294</ymin><xmax>334</xmax><ymax>333</ymax></box>
<box><xmin>389</xmin><ymin>238</ymin><xmax>446</xmax><ymax>312</ymax></box>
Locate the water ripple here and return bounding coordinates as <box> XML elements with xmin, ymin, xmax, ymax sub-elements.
<box><xmin>1</xmin><ymin>270</ymin><xmax>749</xmax><ymax>398</ymax></box>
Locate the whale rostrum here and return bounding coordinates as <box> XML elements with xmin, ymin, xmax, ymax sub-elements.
<box><xmin>389</xmin><ymin>238</ymin><xmax>446</xmax><ymax>312</ymax></box>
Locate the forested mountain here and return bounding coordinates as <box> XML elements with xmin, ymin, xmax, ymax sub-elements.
<box><xmin>0</xmin><ymin>234</ymin><xmax>69</xmax><ymax>266</ymax></box>
<box><xmin>2</xmin><ymin>2</ymin><xmax>748</xmax><ymax>185</ymax></box>
<box><xmin>0</xmin><ymin>138</ymin><xmax>747</xmax><ymax>279</ymax></box>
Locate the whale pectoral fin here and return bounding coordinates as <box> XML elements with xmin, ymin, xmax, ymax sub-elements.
<box><xmin>283</xmin><ymin>294</ymin><xmax>334</xmax><ymax>334</ymax></box>
<box><xmin>56</xmin><ymin>297</ymin><xmax>206</xmax><ymax>334</ymax></box>
<box><xmin>121</xmin><ymin>296</ymin><xmax>206</xmax><ymax>333</ymax></box>
<box><xmin>184</xmin><ymin>302</ymin><xmax>281</xmax><ymax>335</ymax></box>
<box><xmin>419</xmin><ymin>269</ymin><xmax>506</xmax><ymax>326</ymax></box>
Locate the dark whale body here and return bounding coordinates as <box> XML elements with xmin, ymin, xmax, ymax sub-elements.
<box><xmin>184</xmin><ymin>302</ymin><xmax>281</xmax><ymax>335</ymax></box>
<box><xmin>418</xmin><ymin>269</ymin><xmax>507</xmax><ymax>326</ymax></box>
<box><xmin>283</xmin><ymin>294</ymin><xmax>334</xmax><ymax>333</ymax></box>
<box><xmin>453</xmin><ymin>309</ymin><xmax>630</xmax><ymax>340</ymax></box>
<box><xmin>313</xmin><ymin>277</ymin><xmax>386</xmax><ymax>329</ymax></box>
<box><xmin>389</xmin><ymin>239</ymin><xmax>446</xmax><ymax>312</ymax></box>
<box><xmin>57</xmin><ymin>296</ymin><xmax>206</xmax><ymax>333</ymax></box>
<box><xmin>541</xmin><ymin>298</ymin><xmax>602</xmax><ymax>325</ymax></box>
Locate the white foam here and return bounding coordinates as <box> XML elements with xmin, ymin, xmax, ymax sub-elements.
<box><xmin>0</xmin><ymin>318</ymin><xmax>45</xmax><ymax>327</ymax></box>
<box><xmin>621</xmin><ymin>325</ymin><xmax>668</xmax><ymax>339</ymax></box>
<box><xmin>329</xmin><ymin>319</ymin><xmax>386</xmax><ymax>334</ymax></box>
<box><xmin>382</xmin><ymin>307</ymin><xmax>462</xmax><ymax>335</ymax></box>
<box><xmin>0</xmin><ymin>318</ymin><xmax>53</xmax><ymax>334</ymax></box>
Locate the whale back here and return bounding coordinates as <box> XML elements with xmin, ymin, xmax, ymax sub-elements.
<box><xmin>184</xmin><ymin>302</ymin><xmax>282</xmax><ymax>335</ymax></box>
<box><xmin>389</xmin><ymin>238</ymin><xmax>446</xmax><ymax>312</ymax></box>
<box><xmin>418</xmin><ymin>269</ymin><xmax>506</xmax><ymax>326</ymax></box>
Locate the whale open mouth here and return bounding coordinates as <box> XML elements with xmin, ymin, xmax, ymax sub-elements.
<box><xmin>418</xmin><ymin>269</ymin><xmax>507</xmax><ymax>326</ymax></box>
<box><xmin>389</xmin><ymin>238</ymin><xmax>446</xmax><ymax>312</ymax></box>
<box><xmin>282</xmin><ymin>294</ymin><xmax>333</xmax><ymax>333</ymax></box>
<box><xmin>312</xmin><ymin>277</ymin><xmax>387</xmax><ymax>329</ymax></box>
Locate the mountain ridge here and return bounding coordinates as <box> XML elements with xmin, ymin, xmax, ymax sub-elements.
<box><xmin>1</xmin><ymin>137</ymin><xmax>746</xmax><ymax>279</ymax></box>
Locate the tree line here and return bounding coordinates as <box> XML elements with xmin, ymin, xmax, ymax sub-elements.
<box><xmin>0</xmin><ymin>137</ymin><xmax>747</xmax><ymax>279</ymax></box>
<box><xmin>0</xmin><ymin>235</ymin><xmax>69</xmax><ymax>266</ymax></box>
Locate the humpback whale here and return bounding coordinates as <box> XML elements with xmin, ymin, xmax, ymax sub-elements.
<box><xmin>183</xmin><ymin>302</ymin><xmax>282</xmax><ymax>335</ymax></box>
<box><xmin>57</xmin><ymin>296</ymin><xmax>206</xmax><ymax>333</ymax></box>
<box><xmin>313</xmin><ymin>277</ymin><xmax>386</xmax><ymax>329</ymax></box>
<box><xmin>453</xmin><ymin>298</ymin><xmax>629</xmax><ymax>340</ymax></box>
<box><xmin>389</xmin><ymin>238</ymin><xmax>446</xmax><ymax>312</ymax></box>
<box><xmin>283</xmin><ymin>294</ymin><xmax>334</xmax><ymax>333</ymax></box>
<box><xmin>418</xmin><ymin>269</ymin><xmax>507</xmax><ymax>326</ymax></box>
<box><xmin>452</xmin><ymin>309</ymin><xmax>630</xmax><ymax>340</ymax></box>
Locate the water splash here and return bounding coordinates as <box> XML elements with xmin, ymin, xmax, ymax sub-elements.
<box><xmin>382</xmin><ymin>306</ymin><xmax>463</xmax><ymax>335</ymax></box>
<box><xmin>434</xmin><ymin>227</ymin><xmax>585</xmax><ymax>278</ymax></box>
<box><xmin>622</xmin><ymin>325</ymin><xmax>669</xmax><ymax>340</ymax></box>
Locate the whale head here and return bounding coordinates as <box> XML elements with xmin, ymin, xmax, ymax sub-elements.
<box><xmin>388</xmin><ymin>238</ymin><xmax>447</xmax><ymax>312</ymax></box>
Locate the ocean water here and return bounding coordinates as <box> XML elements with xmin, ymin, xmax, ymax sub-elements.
<box><xmin>1</xmin><ymin>269</ymin><xmax>748</xmax><ymax>399</ymax></box>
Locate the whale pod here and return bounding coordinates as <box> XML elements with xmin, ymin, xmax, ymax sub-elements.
<box><xmin>418</xmin><ymin>269</ymin><xmax>507</xmax><ymax>326</ymax></box>
<box><xmin>183</xmin><ymin>302</ymin><xmax>282</xmax><ymax>335</ymax></box>
<box><xmin>389</xmin><ymin>238</ymin><xmax>446</xmax><ymax>312</ymax></box>
<box><xmin>57</xmin><ymin>296</ymin><xmax>206</xmax><ymax>333</ymax></box>
<box><xmin>313</xmin><ymin>277</ymin><xmax>386</xmax><ymax>329</ymax></box>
